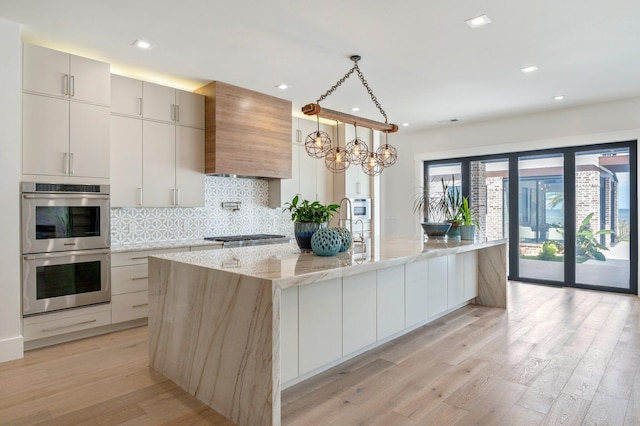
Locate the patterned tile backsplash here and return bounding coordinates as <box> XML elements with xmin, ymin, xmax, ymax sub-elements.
<box><xmin>110</xmin><ymin>176</ymin><xmax>293</xmax><ymax>245</ymax></box>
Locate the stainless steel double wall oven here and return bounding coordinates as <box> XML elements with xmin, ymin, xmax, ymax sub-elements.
<box><xmin>21</xmin><ymin>182</ymin><xmax>111</xmax><ymax>316</ymax></box>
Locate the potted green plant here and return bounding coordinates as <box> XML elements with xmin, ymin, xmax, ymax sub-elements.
<box><xmin>413</xmin><ymin>176</ymin><xmax>462</xmax><ymax>239</ymax></box>
<box><xmin>459</xmin><ymin>196</ymin><xmax>479</xmax><ymax>240</ymax></box>
<box><xmin>284</xmin><ymin>195</ymin><xmax>340</xmax><ymax>251</ymax></box>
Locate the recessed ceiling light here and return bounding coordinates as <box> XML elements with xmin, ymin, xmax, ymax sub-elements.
<box><xmin>553</xmin><ymin>95</ymin><xmax>565</xmax><ymax>101</ymax></box>
<box><xmin>520</xmin><ymin>65</ymin><xmax>539</xmax><ymax>73</ymax></box>
<box><xmin>351</xmin><ymin>107</ymin><xmax>360</xmax><ymax>112</ymax></box>
<box><xmin>402</xmin><ymin>123</ymin><xmax>409</xmax><ymax>127</ymax></box>
<box><xmin>132</xmin><ymin>39</ymin><xmax>153</xmax><ymax>50</ymax></box>
<box><xmin>465</xmin><ymin>14</ymin><xmax>492</xmax><ymax>28</ymax></box>
<box><xmin>276</xmin><ymin>83</ymin><xmax>288</xmax><ymax>90</ymax></box>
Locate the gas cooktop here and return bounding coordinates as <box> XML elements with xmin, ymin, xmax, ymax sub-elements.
<box><xmin>204</xmin><ymin>234</ymin><xmax>289</xmax><ymax>247</ymax></box>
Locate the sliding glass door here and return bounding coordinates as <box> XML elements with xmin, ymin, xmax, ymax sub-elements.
<box><xmin>517</xmin><ymin>154</ymin><xmax>565</xmax><ymax>283</ymax></box>
<box><xmin>423</xmin><ymin>140</ymin><xmax>637</xmax><ymax>294</ymax></box>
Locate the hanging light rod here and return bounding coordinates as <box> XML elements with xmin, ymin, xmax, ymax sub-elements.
<box><xmin>301</xmin><ymin>103</ymin><xmax>399</xmax><ymax>133</ymax></box>
<box><xmin>302</xmin><ymin>55</ymin><xmax>399</xmax><ymax>133</ymax></box>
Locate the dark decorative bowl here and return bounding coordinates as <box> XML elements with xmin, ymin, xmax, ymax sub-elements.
<box><xmin>421</xmin><ymin>222</ymin><xmax>452</xmax><ymax>239</ymax></box>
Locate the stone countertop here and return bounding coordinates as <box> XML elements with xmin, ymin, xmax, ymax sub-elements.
<box><xmin>111</xmin><ymin>239</ymin><xmax>224</xmax><ymax>253</ymax></box>
<box><xmin>151</xmin><ymin>237</ymin><xmax>508</xmax><ymax>289</ymax></box>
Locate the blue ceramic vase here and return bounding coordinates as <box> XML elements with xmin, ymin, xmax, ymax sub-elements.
<box><xmin>294</xmin><ymin>222</ymin><xmax>326</xmax><ymax>252</ymax></box>
<box><xmin>311</xmin><ymin>228</ymin><xmax>342</xmax><ymax>256</ymax></box>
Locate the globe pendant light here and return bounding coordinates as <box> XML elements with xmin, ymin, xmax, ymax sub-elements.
<box><xmin>325</xmin><ymin>120</ymin><xmax>350</xmax><ymax>173</ymax></box>
<box><xmin>375</xmin><ymin>131</ymin><xmax>398</xmax><ymax>167</ymax></box>
<box><xmin>304</xmin><ymin>115</ymin><xmax>332</xmax><ymax>158</ymax></box>
<box><xmin>345</xmin><ymin>123</ymin><xmax>369</xmax><ymax>165</ymax></box>
<box><xmin>362</xmin><ymin>152</ymin><xmax>384</xmax><ymax>176</ymax></box>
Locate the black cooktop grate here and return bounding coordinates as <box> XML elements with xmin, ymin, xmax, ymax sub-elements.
<box><xmin>204</xmin><ymin>234</ymin><xmax>286</xmax><ymax>242</ymax></box>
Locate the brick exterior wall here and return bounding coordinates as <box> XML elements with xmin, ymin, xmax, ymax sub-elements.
<box><xmin>485</xmin><ymin>177</ymin><xmax>505</xmax><ymax>240</ymax></box>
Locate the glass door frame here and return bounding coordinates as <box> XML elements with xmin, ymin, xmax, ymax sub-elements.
<box><xmin>424</xmin><ymin>140</ymin><xmax>637</xmax><ymax>295</ymax></box>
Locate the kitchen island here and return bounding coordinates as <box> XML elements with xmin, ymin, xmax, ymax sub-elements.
<box><xmin>148</xmin><ymin>237</ymin><xmax>507</xmax><ymax>426</ymax></box>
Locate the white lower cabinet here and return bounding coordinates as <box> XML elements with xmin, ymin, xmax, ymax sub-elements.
<box><xmin>112</xmin><ymin>291</ymin><xmax>149</xmax><ymax>323</ymax></box>
<box><xmin>23</xmin><ymin>304</ymin><xmax>111</xmax><ymax>341</ymax></box>
<box><xmin>376</xmin><ymin>265</ymin><xmax>405</xmax><ymax>340</ymax></box>
<box><xmin>298</xmin><ymin>278</ymin><xmax>342</xmax><ymax>375</ymax></box>
<box><xmin>463</xmin><ymin>251</ymin><xmax>478</xmax><ymax>300</ymax></box>
<box><xmin>447</xmin><ymin>254</ymin><xmax>465</xmax><ymax>309</ymax></box>
<box><xmin>281</xmin><ymin>287</ymin><xmax>299</xmax><ymax>383</ymax></box>
<box><xmin>343</xmin><ymin>271</ymin><xmax>377</xmax><ymax>356</ymax></box>
<box><xmin>405</xmin><ymin>260</ymin><xmax>429</xmax><ymax>327</ymax></box>
<box><xmin>428</xmin><ymin>256</ymin><xmax>448</xmax><ymax>317</ymax></box>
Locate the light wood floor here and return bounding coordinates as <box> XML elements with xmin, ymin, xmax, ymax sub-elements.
<box><xmin>1</xmin><ymin>282</ymin><xmax>639</xmax><ymax>425</ymax></box>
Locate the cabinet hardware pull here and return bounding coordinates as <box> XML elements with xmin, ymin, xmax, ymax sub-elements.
<box><xmin>138</xmin><ymin>97</ymin><xmax>142</xmax><ymax>116</ymax></box>
<box><xmin>172</xmin><ymin>189</ymin><xmax>176</xmax><ymax>206</ymax></box>
<box><xmin>132</xmin><ymin>276</ymin><xmax>148</xmax><ymax>281</ymax></box>
<box><xmin>296</xmin><ymin>129</ymin><xmax>302</xmax><ymax>143</ymax></box>
<box><xmin>23</xmin><ymin>194</ymin><xmax>110</xmax><ymax>200</ymax></box>
<box><xmin>69</xmin><ymin>152</ymin><xmax>75</xmax><ymax>175</ymax></box>
<box><xmin>130</xmin><ymin>256</ymin><xmax>148</xmax><ymax>260</ymax></box>
<box><xmin>170</xmin><ymin>104</ymin><xmax>175</xmax><ymax>121</ymax></box>
<box><xmin>137</xmin><ymin>187</ymin><xmax>143</xmax><ymax>206</ymax></box>
<box><xmin>63</xmin><ymin>152</ymin><xmax>69</xmax><ymax>174</ymax></box>
<box><xmin>132</xmin><ymin>303</ymin><xmax>148</xmax><ymax>309</ymax></box>
<box><xmin>24</xmin><ymin>249</ymin><xmax>110</xmax><ymax>261</ymax></box>
<box><xmin>42</xmin><ymin>319</ymin><xmax>96</xmax><ymax>333</ymax></box>
<box><xmin>176</xmin><ymin>189</ymin><xmax>181</xmax><ymax>206</ymax></box>
<box><xmin>63</xmin><ymin>74</ymin><xmax>69</xmax><ymax>96</ymax></box>
<box><xmin>70</xmin><ymin>75</ymin><xmax>75</xmax><ymax>97</ymax></box>
<box><xmin>175</xmin><ymin>105</ymin><xmax>180</xmax><ymax>122</ymax></box>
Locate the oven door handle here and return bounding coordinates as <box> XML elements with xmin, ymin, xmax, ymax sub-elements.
<box><xmin>22</xmin><ymin>194</ymin><xmax>110</xmax><ymax>200</ymax></box>
<box><xmin>23</xmin><ymin>249</ymin><xmax>110</xmax><ymax>261</ymax></box>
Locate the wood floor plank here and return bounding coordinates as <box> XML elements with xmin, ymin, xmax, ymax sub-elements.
<box><xmin>540</xmin><ymin>393</ymin><xmax>591</xmax><ymax>425</ymax></box>
<box><xmin>453</xmin><ymin>379</ymin><xmax>527</xmax><ymax>425</ymax></box>
<box><xmin>498</xmin><ymin>405</ymin><xmax>546</xmax><ymax>425</ymax></box>
<box><xmin>505</xmin><ymin>355</ymin><xmax>550</xmax><ymax>386</ymax></box>
<box><xmin>561</xmin><ymin>347</ymin><xmax>612</xmax><ymax>401</ymax></box>
<box><xmin>583</xmin><ymin>391</ymin><xmax>628</xmax><ymax>426</ymax></box>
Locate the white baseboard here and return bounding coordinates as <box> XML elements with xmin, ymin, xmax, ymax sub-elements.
<box><xmin>0</xmin><ymin>335</ymin><xmax>24</xmax><ymax>363</ymax></box>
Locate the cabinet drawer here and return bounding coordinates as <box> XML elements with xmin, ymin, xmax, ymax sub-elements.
<box><xmin>112</xmin><ymin>291</ymin><xmax>149</xmax><ymax>323</ymax></box>
<box><xmin>112</xmin><ymin>264</ymin><xmax>148</xmax><ymax>295</ymax></box>
<box><xmin>24</xmin><ymin>310</ymin><xmax>111</xmax><ymax>341</ymax></box>
<box><xmin>111</xmin><ymin>248</ymin><xmax>188</xmax><ymax>266</ymax></box>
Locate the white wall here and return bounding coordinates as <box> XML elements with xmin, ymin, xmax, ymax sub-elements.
<box><xmin>0</xmin><ymin>18</ymin><xmax>24</xmax><ymax>362</ymax></box>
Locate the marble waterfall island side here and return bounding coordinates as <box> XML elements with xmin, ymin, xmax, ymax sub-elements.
<box><xmin>148</xmin><ymin>237</ymin><xmax>507</xmax><ymax>426</ymax></box>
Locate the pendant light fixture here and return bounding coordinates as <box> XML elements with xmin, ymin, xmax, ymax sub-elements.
<box><xmin>345</xmin><ymin>123</ymin><xmax>369</xmax><ymax>165</ymax></box>
<box><xmin>302</xmin><ymin>55</ymin><xmax>399</xmax><ymax>174</ymax></box>
<box><xmin>304</xmin><ymin>115</ymin><xmax>332</xmax><ymax>158</ymax></box>
<box><xmin>325</xmin><ymin>120</ymin><xmax>350</xmax><ymax>173</ymax></box>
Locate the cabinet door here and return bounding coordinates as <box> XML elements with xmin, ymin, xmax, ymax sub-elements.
<box><xmin>22</xmin><ymin>93</ymin><xmax>69</xmax><ymax>176</ymax></box>
<box><xmin>111</xmin><ymin>75</ymin><xmax>142</xmax><ymax>117</ymax></box>
<box><xmin>281</xmin><ymin>287</ymin><xmax>299</xmax><ymax>383</ymax></box>
<box><xmin>143</xmin><ymin>121</ymin><xmax>176</xmax><ymax>207</ymax></box>
<box><xmin>69</xmin><ymin>54</ymin><xmax>110</xmax><ymax>106</ymax></box>
<box><xmin>298</xmin><ymin>279</ymin><xmax>342</xmax><ymax>375</ymax></box>
<box><xmin>175</xmin><ymin>90</ymin><xmax>205</xmax><ymax>129</ymax></box>
<box><xmin>447</xmin><ymin>254</ymin><xmax>464</xmax><ymax>309</ymax></box>
<box><xmin>70</xmin><ymin>102</ymin><xmax>110</xmax><ymax>178</ymax></box>
<box><xmin>175</xmin><ymin>126</ymin><xmax>205</xmax><ymax>207</ymax></box>
<box><xmin>23</xmin><ymin>43</ymin><xmax>69</xmax><ymax>98</ymax></box>
<box><xmin>428</xmin><ymin>256</ymin><xmax>448</xmax><ymax>317</ymax></box>
<box><xmin>343</xmin><ymin>271</ymin><xmax>377</xmax><ymax>356</ymax></box>
<box><xmin>142</xmin><ymin>82</ymin><xmax>175</xmax><ymax>123</ymax></box>
<box><xmin>112</xmin><ymin>291</ymin><xmax>148</xmax><ymax>323</ymax></box>
<box><xmin>297</xmin><ymin>118</ymin><xmax>317</xmax><ymax>201</ymax></box>
<box><xmin>377</xmin><ymin>265</ymin><xmax>405</xmax><ymax>340</ymax></box>
<box><xmin>405</xmin><ymin>260</ymin><xmax>429</xmax><ymax>327</ymax></box>
<box><xmin>110</xmin><ymin>116</ymin><xmax>143</xmax><ymax>207</ymax></box>
<box><xmin>463</xmin><ymin>251</ymin><xmax>478</xmax><ymax>300</ymax></box>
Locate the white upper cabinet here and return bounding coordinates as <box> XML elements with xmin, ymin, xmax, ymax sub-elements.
<box><xmin>143</xmin><ymin>121</ymin><xmax>176</xmax><ymax>207</ymax></box>
<box><xmin>23</xmin><ymin>43</ymin><xmax>110</xmax><ymax>106</ymax></box>
<box><xmin>22</xmin><ymin>43</ymin><xmax>110</xmax><ymax>180</ymax></box>
<box><xmin>142</xmin><ymin>82</ymin><xmax>204</xmax><ymax>128</ymax></box>
<box><xmin>175</xmin><ymin>126</ymin><xmax>205</xmax><ymax>207</ymax></box>
<box><xmin>111</xmin><ymin>75</ymin><xmax>142</xmax><ymax>117</ymax></box>
<box><xmin>110</xmin><ymin>115</ymin><xmax>143</xmax><ymax>207</ymax></box>
<box><xmin>22</xmin><ymin>93</ymin><xmax>110</xmax><ymax>179</ymax></box>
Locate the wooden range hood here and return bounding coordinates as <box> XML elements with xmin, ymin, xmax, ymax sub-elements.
<box><xmin>195</xmin><ymin>81</ymin><xmax>292</xmax><ymax>179</ymax></box>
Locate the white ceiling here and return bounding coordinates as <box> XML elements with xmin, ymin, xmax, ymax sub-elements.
<box><xmin>2</xmin><ymin>0</ymin><xmax>640</xmax><ymax>132</ymax></box>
